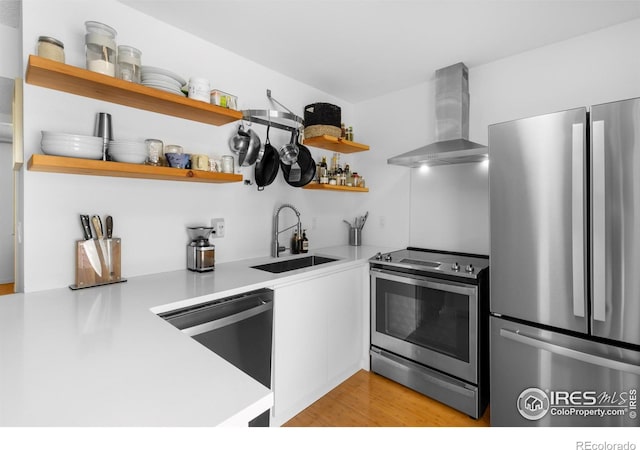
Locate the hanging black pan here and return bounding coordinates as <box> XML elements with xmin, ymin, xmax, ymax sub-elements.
<box><xmin>280</xmin><ymin>142</ymin><xmax>316</xmax><ymax>188</ymax></box>
<box><xmin>254</xmin><ymin>124</ymin><xmax>279</xmax><ymax>191</ymax></box>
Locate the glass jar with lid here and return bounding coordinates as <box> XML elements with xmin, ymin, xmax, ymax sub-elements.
<box><xmin>85</xmin><ymin>21</ymin><xmax>117</xmax><ymax>76</ymax></box>
<box><xmin>37</xmin><ymin>36</ymin><xmax>65</xmax><ymax>63</ymax></box>
<box><xmin>117</xmin><ymin>45</ymin><xmax>142</xmax><ymax>83</ymax></box>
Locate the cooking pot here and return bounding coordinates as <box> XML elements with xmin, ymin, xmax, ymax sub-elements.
<box><xmin>254</xmin><ymin>124</ymin><xmax>279</xmax><ymax>191</ymax></box>
<box><xmin>280</xmin><ymin>143</ymin><xmax>316</xmax><ymax>187</ymax></box>
<box><xmin>279</xmin><ymin>129</ymin><xmax>299</xmax><ymax>165</ymax></box>
<box><xmin>228</xmin><ymin>123</ymin><xmax>250</xmax><ymax>155</ymax></box>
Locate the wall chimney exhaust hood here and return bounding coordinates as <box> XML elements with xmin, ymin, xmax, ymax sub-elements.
<box><xmin>387</xmin><ymin>62</ymin><xmax>487</xmax><ymax>168</ymax></box>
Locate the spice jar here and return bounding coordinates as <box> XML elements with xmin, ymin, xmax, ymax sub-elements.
<box><xmin>85</xmin><ymin>21</ymin><xmax>117</xmax><ymax>76</ymax></box>
<box><xmin>221</xmin><ymin>155</ymin><xmax>234</xmax><ymax>173</ymax></box>
<box><xmin>117</xmin><ymin>45</ymin><xmax>142</xmax><ymax>83</ymax></box>
<box><xmin>37</xmin><ymin>36</ymin><xmax>65</xmax><ymax>63</ymax></box>
<box><xmin>145</xmin><ymin>139</ymin><xmax>163</xmax><ymax>166</ymax></box>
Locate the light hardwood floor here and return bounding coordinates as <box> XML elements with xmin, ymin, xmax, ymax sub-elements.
<box><xmin>284</xmin><ymin>370</ymin><xmax>490</xmax><ymax>427</ymax></box>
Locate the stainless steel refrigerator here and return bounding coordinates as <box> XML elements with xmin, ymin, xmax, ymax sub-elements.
<box><xmin>489</xmin><ymin>97</ymin><xmax>640</xmax><ymax>427</ymax></box>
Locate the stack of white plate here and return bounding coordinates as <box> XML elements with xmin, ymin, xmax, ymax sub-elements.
<box><xmin>141</xmin><ymin>66</ymin><xmax>186</xmax><ymax>96</ymax></box>
<box><xmin>41</xmin><ymin>131</ymin><xmax>103</xmax><ymax>159</ymax></box>
<box><xmin>109</xmin><ymin>140</ymin><xmax>147</xmax><ymax>164</ymax></box>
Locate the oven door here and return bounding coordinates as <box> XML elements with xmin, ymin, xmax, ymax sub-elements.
<box><xmin>370</xmin><ymin>267</ymin><xmax>478</xmax><ymax>384</ymax></box>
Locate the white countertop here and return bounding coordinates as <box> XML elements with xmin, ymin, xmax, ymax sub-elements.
<box><xmin>0</xmin><ymin>245</ymin><xmax>391</xmax><ymax>426</ymax></box>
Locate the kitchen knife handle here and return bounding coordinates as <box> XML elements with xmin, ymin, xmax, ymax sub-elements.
<box><xmin>80</xmin><ymin>215</ymin><xmax>92</xmax><ymax>240</ymax></box>
<box><xmin>105</xmin><ymin>215</ymin><xmax>113</xmax><ymax>239</ymax></box>
<box><xmin>92</xmin><ymin>215</ymin><xmax>104</xmax><ymax>240</ymax></box>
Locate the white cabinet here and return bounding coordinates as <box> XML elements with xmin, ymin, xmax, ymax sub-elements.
<box><xmin>326</xmin><ymin>266</ymin><xmax>366</xmax><ymax>382</ymax></box>
<box><xmin>272</xmin><ymin>265</ymin><xmax>366</xmax><ymax>426</ymax></box>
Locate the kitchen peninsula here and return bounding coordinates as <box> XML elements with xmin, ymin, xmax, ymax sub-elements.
<box><xmin>0</xmin><ymin>245</ymin><xmax>386</xmax><ymax>426</ymax></box>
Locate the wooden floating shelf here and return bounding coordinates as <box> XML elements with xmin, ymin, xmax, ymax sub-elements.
<box><xmin>302</xmin><ymin>182</ymin><xmax>368</xmax><ymax>192</ymax></box>
<box><xmin>27</xmin><ymin>154</ymin><xmax>243</xmax><ymax>184</ymax></box>
<box><xmin>303</xmin><ymin>135</ymin><xmax>369</xmax><ymax>153</ymax></box>
<box><xmin>25</xmin><ymin>55</ymin><xmax>242</xmax><ymax>126</ymax></box>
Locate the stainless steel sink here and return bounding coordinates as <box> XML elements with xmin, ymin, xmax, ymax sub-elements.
<box><xmin>251</xmin><ymin>255</ymin><xmax>339</xmax><ymax>274</ymax></box>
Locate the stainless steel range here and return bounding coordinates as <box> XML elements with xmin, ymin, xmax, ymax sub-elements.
<box><xmin>369</xmin><ymin>247</ymin><xmax>490</xmax><ymax>418</ymax></box>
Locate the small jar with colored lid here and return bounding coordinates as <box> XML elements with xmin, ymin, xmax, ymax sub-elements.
<box><xmin>85</xmin><ymin>21</ymin><xmax>117</xmax><ymax>76</ymax></box>
<box><xmin>37</xmin><ymin>36</ymin><xmax>65</xmax><ymax>63</ymax></box>
<box><xmin>117</xmin><ymin>45</ymin><xmax>142</xmax><ymax>83</ymax></box>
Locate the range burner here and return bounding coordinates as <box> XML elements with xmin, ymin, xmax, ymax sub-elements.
<box><xmin>370</xmin><ymin>247</ymin><xmax>489</xmax><ymax>280</ymax></box>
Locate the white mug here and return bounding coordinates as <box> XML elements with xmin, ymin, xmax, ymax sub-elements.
<box><xmin>188</xmin><ymin>77</ymin><xmax>210</xmax><ymax>102</ymax></box>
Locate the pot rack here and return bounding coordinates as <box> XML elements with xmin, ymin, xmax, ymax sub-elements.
<box><xmin>242</xmin><ymin>89</ymin><xmax>304</xmax><ymax>132</ymax></box>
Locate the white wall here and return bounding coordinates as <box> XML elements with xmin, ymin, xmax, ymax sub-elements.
<box><xmin>21</xmin><ymin>0</ymin><xmax>368</xmax><ymax>292</ymax></box>
<box><xmin>0</xmin><ymin>23</ymin><xmax>20</xmax><ymax>80</ymax></box>
<box><xmin>19</xmin><ymin>1</ymin><xmax>640</xmax><ymax>291</ymax></box>
<box><xmin>357</xmin><ymin>17</ymin><xmax>640</xmax><ymax>256</ymax></box>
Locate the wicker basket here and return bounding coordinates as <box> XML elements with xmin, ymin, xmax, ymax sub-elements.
<box><xmin>304</xmin><ymin>124</ymin><xmax>342</xmax><ymax>139</ymax></box>
<box><xmin>304</xmin><ymin>103</ymin><xmax>342</xmax><ymax>139</ymax></box>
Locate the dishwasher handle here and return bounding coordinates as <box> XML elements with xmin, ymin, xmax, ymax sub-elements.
<box><xmin>181</xmin><ymin>300</ymin><xmax>272</xmax><ymax>337</ymax></box>
<box><xmin>160</xmin><ymin>288</ymin><xmax>273</xmax><ymax>336</ymax></box>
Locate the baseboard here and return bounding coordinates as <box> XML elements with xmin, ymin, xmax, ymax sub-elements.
<box><xmin>0</xmin><ymin>283</ymin><xmax>14</xmax><ymax>296</ymax></box>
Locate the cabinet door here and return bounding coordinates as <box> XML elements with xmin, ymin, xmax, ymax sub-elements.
<box><xmin>273</xmin><ymin>277</ymin><xmax>328</xmax><ymax>425</ymax></box>
<box><xmin>327</xmin><ymin>266</ymin><xmax>364</xmax><ymax>382</ymax></box>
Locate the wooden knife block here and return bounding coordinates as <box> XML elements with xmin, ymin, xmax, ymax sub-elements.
<box><xmin>72</xmin><ymin>238</ymin><xmax>123</xmax><ymax>289</ymax></box>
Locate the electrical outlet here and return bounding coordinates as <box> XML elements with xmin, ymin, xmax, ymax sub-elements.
<box><xmin>211</xmin><ymin>218</ymin><xmax>225</xmax><ymax>238</ymax></box>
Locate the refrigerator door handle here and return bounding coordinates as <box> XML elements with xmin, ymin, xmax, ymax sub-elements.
<box><xmin>499</xmin><ymin>328</ymin><xmax>640</xmax><ymax>375</ymax></box>
<box><xmin>592</xmin><ymin>120</ymin><xmax>606</xmax><ymax>322</ymax></box>
<box><xmin>571</xmin><ymin>123</ymin><xmax>585</xmax><ymax>318</ymax></box>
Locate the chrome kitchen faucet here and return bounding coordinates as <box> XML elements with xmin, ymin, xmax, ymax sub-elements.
<box><xmin>272</xmin><ymin>204</ymin><xmax>301</xmax><ymax>257</ymax></box>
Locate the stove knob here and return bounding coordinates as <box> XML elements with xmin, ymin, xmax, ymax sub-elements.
<box><xmin>384</xmin><ymin>253</ymin><xmax>392</xmax><ymax>262</ymax></box>
<box><xmin>465</xmin><ymin>264</ymin><xmax>475</xmax><ymax>273</ymax></box>
<box><xmin>451</xmin><ymin>262</ymin><xmax>460</xmax><ymax>271</ymax></box>
<box><xmin>375</xmin><ymin>252</ymin><xmax>383</xmax><ymax>260</ymax></box>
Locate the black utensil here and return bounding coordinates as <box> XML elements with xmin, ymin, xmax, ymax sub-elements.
<box><xmin>80</xmin><ymin>215</ymin><xmax>93</xmax><ymax>240</ymax></box>
<box><xmin>105</xmin><ymin>215</ymin><xmax>113</xmax><ymax>239</ymax></box>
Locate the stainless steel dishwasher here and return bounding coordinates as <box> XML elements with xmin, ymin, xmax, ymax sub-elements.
<box><xmin>159</xmin><ymin>288</ymin><xmax>273</xmax><ymax>427</ymax></box>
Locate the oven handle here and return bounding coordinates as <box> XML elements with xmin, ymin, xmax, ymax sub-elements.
<box><xmin>370</xmin><ymin>267</ymin><xmax>477</xmax><ymax>295</ymax></box>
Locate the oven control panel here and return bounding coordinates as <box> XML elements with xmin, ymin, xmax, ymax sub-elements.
<box><xmin>370</xmin><ymin>249</ymin><xmax>489</xmax><ymax>280</ymax></box>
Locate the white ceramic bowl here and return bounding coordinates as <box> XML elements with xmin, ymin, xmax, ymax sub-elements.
<box><xmin>109</xmin><ymin>152</ymin><xmax>147</xmax><ymax>164</ymax></box>
<box><xmin>109</xmin><ymin>140</ymin><xmax>147</xmax><ymax>153</ymax></box>
<box><xmin>41</xmin><ymin>131</ymin><xmax>103</xmax><ymax>159</ymax></box>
